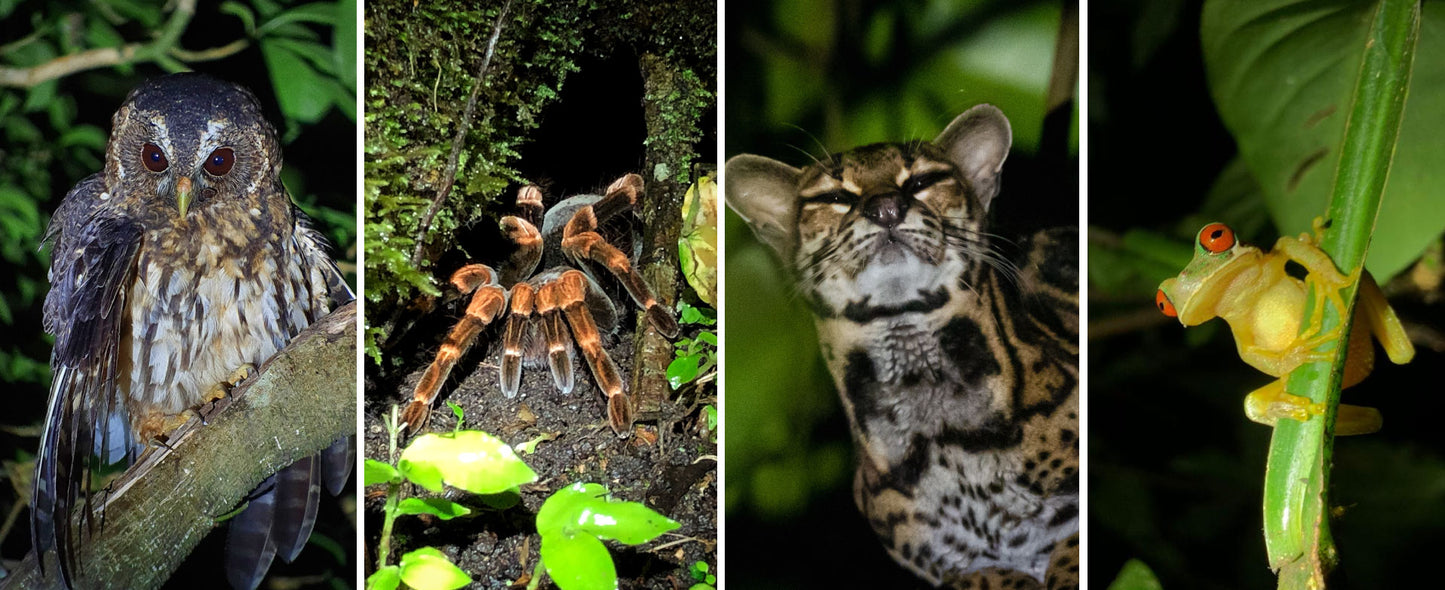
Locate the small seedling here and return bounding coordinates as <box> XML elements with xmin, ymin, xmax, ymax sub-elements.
<box><xmin>366</xmin><ymin>406</ymin><xmax>538</xmax><ymax>590</ymax></box>
<box><xmin>535</xmin><ymin>482</ymin><xmax>681</xmax><ymax>590</ymax></box>
<box><xmin>446</xmin><ymin>400</ymin><xmax>466</xmax><ymax>432</ymax></box>
<box><xmin>702</xmin><ymin>404</ymin><xmax>717</xmax><ymax>443</ymax></box>
<box><xmin>667</xmin><ymin>301</ymin><xmax>717</xmax><ymax>390</ymax></box>
<box><xmin>689</xmin><ymin>560</ymin><xmax>716</xmax><ymax>589</ymax></box>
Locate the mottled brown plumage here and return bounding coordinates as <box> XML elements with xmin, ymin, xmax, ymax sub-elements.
<box><xmin>34</xmin><ymin>73</ymin><xmax>352</xmax><ymax>590</ymax></box>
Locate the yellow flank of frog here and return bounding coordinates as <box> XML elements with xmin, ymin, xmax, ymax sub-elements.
<box><xmin>1155</xmin><ymin>221</ymin><xmax>1414</xmax><ymax>435</ymax></box>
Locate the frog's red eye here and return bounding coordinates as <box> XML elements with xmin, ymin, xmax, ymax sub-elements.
<box><xmin>1156</xmin><ymin>289</ymin><xmax>1177</xmax><ymax>317</ymax></box>
<box><xmin>1199</xmin><ymin>222</ymin><xmax>1235</xmax><ymax>253</ymax></box>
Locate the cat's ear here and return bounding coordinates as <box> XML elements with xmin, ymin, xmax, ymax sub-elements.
<box><xmin>724</xmin><ymin>154</ymin><xmax>802</xmax><ymax>260</ymax></box>
<box><xmin>935</xmin><ymin>104</ymin><xmax>1012</xmax><ymax>211</ymax></box>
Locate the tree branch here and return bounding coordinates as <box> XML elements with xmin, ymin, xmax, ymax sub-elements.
<box><xmin>0</xmin><ymin>0</ymin><xmax>251</xmax><ymax>88</ymax></box>
<box><xmin>2</xmin><ymin>302</ymin><xmax>357</xmax><ymax>590</ymax></box>
<box><xmin>406</xmin><ymin>0</ymin><xmax>514</xmax><ymax>270</ymax></box>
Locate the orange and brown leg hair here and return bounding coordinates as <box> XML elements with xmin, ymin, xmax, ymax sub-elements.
<box><xmin>401</xmin><ymin>264</ymin><xmax>507</xmax><ymax>434</ymax></box>
<box><xmin>551</xmin><ymin>269</ymin><xmax>632</xmax><ymax>432</ymax></box>
<box><xmin>560</xmin><ymin>174</ymin><xmax>680</xmax><ymax>338</ymax></box>
<box><xmin>499</xmin><ymin>185</ymin><xmax>544</xmax><ymax>287</ymax></box>
<box><xmin>499</xmin><ymin>280</ymin><xmax>578</xmax><ymax>398</ymax></box>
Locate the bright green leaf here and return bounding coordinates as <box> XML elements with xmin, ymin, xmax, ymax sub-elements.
<box><xmin>666</xmin><ymin>355</ymin><xmax>701</xmax><ymax>390</ymax></box>
<box><xmin>363</xmin><ymin>458</ymin><xmax>399</xmax><ymax>486</ymax></box>
<box><xmin>396</xmin><ymin>497</ymin><xmax>471</xmax><ymax>520</ymax></box>
<box><xmin>537</xmin><ymin>482</ymin><xmax>679</xmax><ymax>544</ymax></box>
<box><xmin>1106</xmin><ymin>559</ymin><xmax>1164</xmax><ymax>590</ymax></box>
<box><xmin>398</xmin><ymin>547</ymin><xmax>471</xmax><ymax>590</ymax></box>
<box><xmin>574</xmin><ymin>497</ymin><xmax>680</xmax><ymax>545</ymax></box>
<box><xmin>366</xmin><ymin>565</ymin><xmax>401</xmax><ymax>590</ymax></box>
<box><xmin>260</xmin><ymin>39</ymin><xmax>331</xmax><ymax>125</ymax></box>
<box><xmin>257</xmin><ymin>2</ymin><xmax>337</xmax><ymax>37</ymax></box>
<box><xmin>537</xmin><ymin>482</ymin><xmax>607</xmax><ymax>536</ymax></box>
<box><xmin>398</xmin><ymin>431</ymin><xmax>538</xmax><ymax>494</ymax></box>
<box><xmin>680</xmin><ymin>304</ymin><xmax>703</xmax><ymax>324</ymax></box>
<box><xmin>541</xmin><ymin>532</ymin><xmax>617</xmax><ymax>590</ymax></box>
<box><xmin>334</xmin><ymin>0</ymin><xmax>357</xmax><ymax>88</ymax></box>
<box><xmin>1203</xmin><ymin>0</ymin><xmax>1445</xmax><ymax>280</ymax></box>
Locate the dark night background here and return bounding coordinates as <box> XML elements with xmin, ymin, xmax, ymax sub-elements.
<box><xmin>1089</xmin><ymin>1</ymin><xmax>1445</xmax><ymax>588</ymax></box>
<box><xmin>0</xmin><ymin>1</ymin><xmax>357</xmax><ymax>587</ymax></box>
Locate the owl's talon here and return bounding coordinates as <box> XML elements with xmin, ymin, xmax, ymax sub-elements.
<box><xmin>205</xmin><ymin>363</ymin><xmax>257</xmax><ymax>405</ymax></box>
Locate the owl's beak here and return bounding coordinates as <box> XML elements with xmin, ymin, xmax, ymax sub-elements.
<box><xmin>176</xmin><ymin>177</ymin><xmax>193</xmax><ymax>217</ymax></box>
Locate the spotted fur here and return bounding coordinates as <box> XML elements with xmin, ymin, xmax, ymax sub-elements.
<box><xmin>726</xmin><ymin>105</ymin><xmax>1078</xmax><ymax>589</ymax></box>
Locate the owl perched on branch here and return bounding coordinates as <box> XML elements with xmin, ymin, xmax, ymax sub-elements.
<box><xmin>33</xmin><ymin>73</ymin><xmax>354</xmax><ymax>589</ymax></box>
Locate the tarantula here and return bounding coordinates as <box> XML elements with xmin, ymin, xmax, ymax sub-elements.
<box><xmin>400</xmin><ymin>173</ymin><xmax>679</xmax><ymax>434</ymax></box>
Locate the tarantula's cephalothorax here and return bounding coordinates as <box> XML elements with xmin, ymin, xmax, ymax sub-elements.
<box><xmin>401</xmin><ymin>174</ymin><xmax>680</xmax><ymax>434</ymax></box>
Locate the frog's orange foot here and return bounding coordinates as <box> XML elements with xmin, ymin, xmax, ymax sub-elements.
<box><xmin>1244</xmin><ymin>379</ymin><xmax>1381</xmax><ymax>435</ymax></box>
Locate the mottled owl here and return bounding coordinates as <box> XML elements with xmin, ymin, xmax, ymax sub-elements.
<box><xmin>32</xmin><ymin>73</ymin><xmax>354</xmax><ymax>589</ymax></box>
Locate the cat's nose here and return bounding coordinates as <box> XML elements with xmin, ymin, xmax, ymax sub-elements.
<box><xmin>862</xmin><ymin>191</ymin><xmax>907</xmax><ymax>228</ymax></box>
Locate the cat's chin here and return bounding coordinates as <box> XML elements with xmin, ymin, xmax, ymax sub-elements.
<box><xmin>853</xmin><ymin>250</ymin><xmax>944</xmax><ymax>302</ymax></box>
<box><xmin>872</xmin><ymin>238</ymin><xmax>918</xmax><ymax>265</ymax></box>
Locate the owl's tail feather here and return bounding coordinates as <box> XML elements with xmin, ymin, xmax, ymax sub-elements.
<box><xmin>225</xmin><ymin>436</ymin><xmax>352</xmax><ymax>590</ymax></box>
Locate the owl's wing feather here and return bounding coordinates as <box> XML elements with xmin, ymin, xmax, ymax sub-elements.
<box><xmin>294</xmin><ymin>206</ymin><xmax>354</xmax><ymax>305</ymax></box>
<box><xmin>35</xmin><ymin>174</ymin><xmax>143</xmax><ymax>586</ymax></box>
<box><xmin>224</xmin><ymin>211</ymin><xmax>353</xmax><ymax>590</ymax></box>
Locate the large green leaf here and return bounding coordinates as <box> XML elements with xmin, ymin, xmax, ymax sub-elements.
<box><xmin>398</xmin><ymin>431</ymin><xmax>537</xmax><ymax>494</ymax></box>
<box><xmin>540</xmin><ymin>532</ymin><xmax>617</xmax><ymax>590</ymax></box>
<box><xmin>365</xmin><ymin>566</ymin><xmax>401</xmax><ymax>590</ymax></box>
<box><xmin>398</xmin><ymin>547</ymin><xmax>471</xmax><ymax>590</ymax></box>
<box><xmin>363</xmin><ymin>458</ymin><xmax>399</xmax><ymax>486</ymax></box>
<box><xmin>1203</xmin><ymin>0</ymin><xmax>1445</xmax><ymax>280</ymax></box>
<box><xmin>396</xmin><ymin>497</ymin><xmax>471</xmax><ymax>520</ymax></box>
<box><xmin>260</xmin><ymin>38</ymin><xmax>331</xmax><ymax>125</ymax></box>
<box><xmin>537</xmin><ymin>482</ymin><xmax>680</xmax><ymax>545</ymax></box>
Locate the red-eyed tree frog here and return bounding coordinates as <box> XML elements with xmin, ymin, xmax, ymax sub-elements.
<box><xmin>1155</xmin><ymin>221</ymin><xmax>1414</xmax><ymax>435</ymax></box>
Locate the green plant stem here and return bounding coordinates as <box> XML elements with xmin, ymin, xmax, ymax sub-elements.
<box><xmin>526</xmin><ymin>559</ymin><xmax>545</xmax><ymax>590</ymax></box>
<box><xmin>378</xmin><ymin>405</ymin><xmax>402</xmax><ymax>571</ymax></box>
<box><xmin>1263</xmin><ymin>1</ymin><xmax>1419</xmax><ymax>587</ymax></box>
<box><xmin>405</xmin><ymin>0</ymin><xmax>513</xmax><ymax>270</ymax></box>
<box><xmin>377</xmin><ymin>480</ymin><xmax>401</xmax><ymax>572</ymax></box>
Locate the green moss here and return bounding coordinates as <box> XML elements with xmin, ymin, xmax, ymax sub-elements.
<box><xmin>364</xmin><ymin>0</ymin><xmax>715</xmax><ymax>364</ymax></box>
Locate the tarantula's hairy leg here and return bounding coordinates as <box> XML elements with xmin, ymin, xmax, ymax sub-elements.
<box><xmin>449</xmin><ymin>263</ymin><xmax>495</xmax><ymax>293</ymax></box>
<box><xmin>500</xmin><ymin>281</ymin><xmax>531</xmax><ymax>397</ymax></box>
<box><xmin>560</xmin><ymin>174</ymin><xmax>681</xmax><ymax>338</ymax></box>
<box><xmin>554</xmin><ymin>270</ymin><xmax>632</xmax><ymax>432</ymax></box>
<box><xmin>499</xmin><ymin>185</ymin><xmax>544</xmax><ymax>286</ymax></box>
<box><xmin>401</xmin><ymin>264</ymin><xmax>507</xmax><ymax>434</ymax></box>
<box><xmin>532</xmin><ymin>279</ymin><xmax>578</xmax><ymax>395</ymax></box>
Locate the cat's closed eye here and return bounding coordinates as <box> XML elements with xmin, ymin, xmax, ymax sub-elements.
<box><xmin>804</xmin><ymin>190</ymin><xmax>856</xmax><ymax>206</ymax></box>
<box><xmin>903</xmin><ymin>171</ymin><xmax>952</xmax><ymax>195</ymax></box>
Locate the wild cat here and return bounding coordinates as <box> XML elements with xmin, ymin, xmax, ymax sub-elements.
<box><xmin>725</xmin><ymin>105</ymin><xmax>1079</xmax><ymax>589</ymax></box>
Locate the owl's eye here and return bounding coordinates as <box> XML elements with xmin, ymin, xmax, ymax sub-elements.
<box><xmin>141</xmin><ymin>143</ymin><xmax>168</xmax><ymax>172</ymax></box>
<box><xmin>203</xmin><ymin>148</ymin><xmax>235</xmax><ymax>176</ymax></box>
